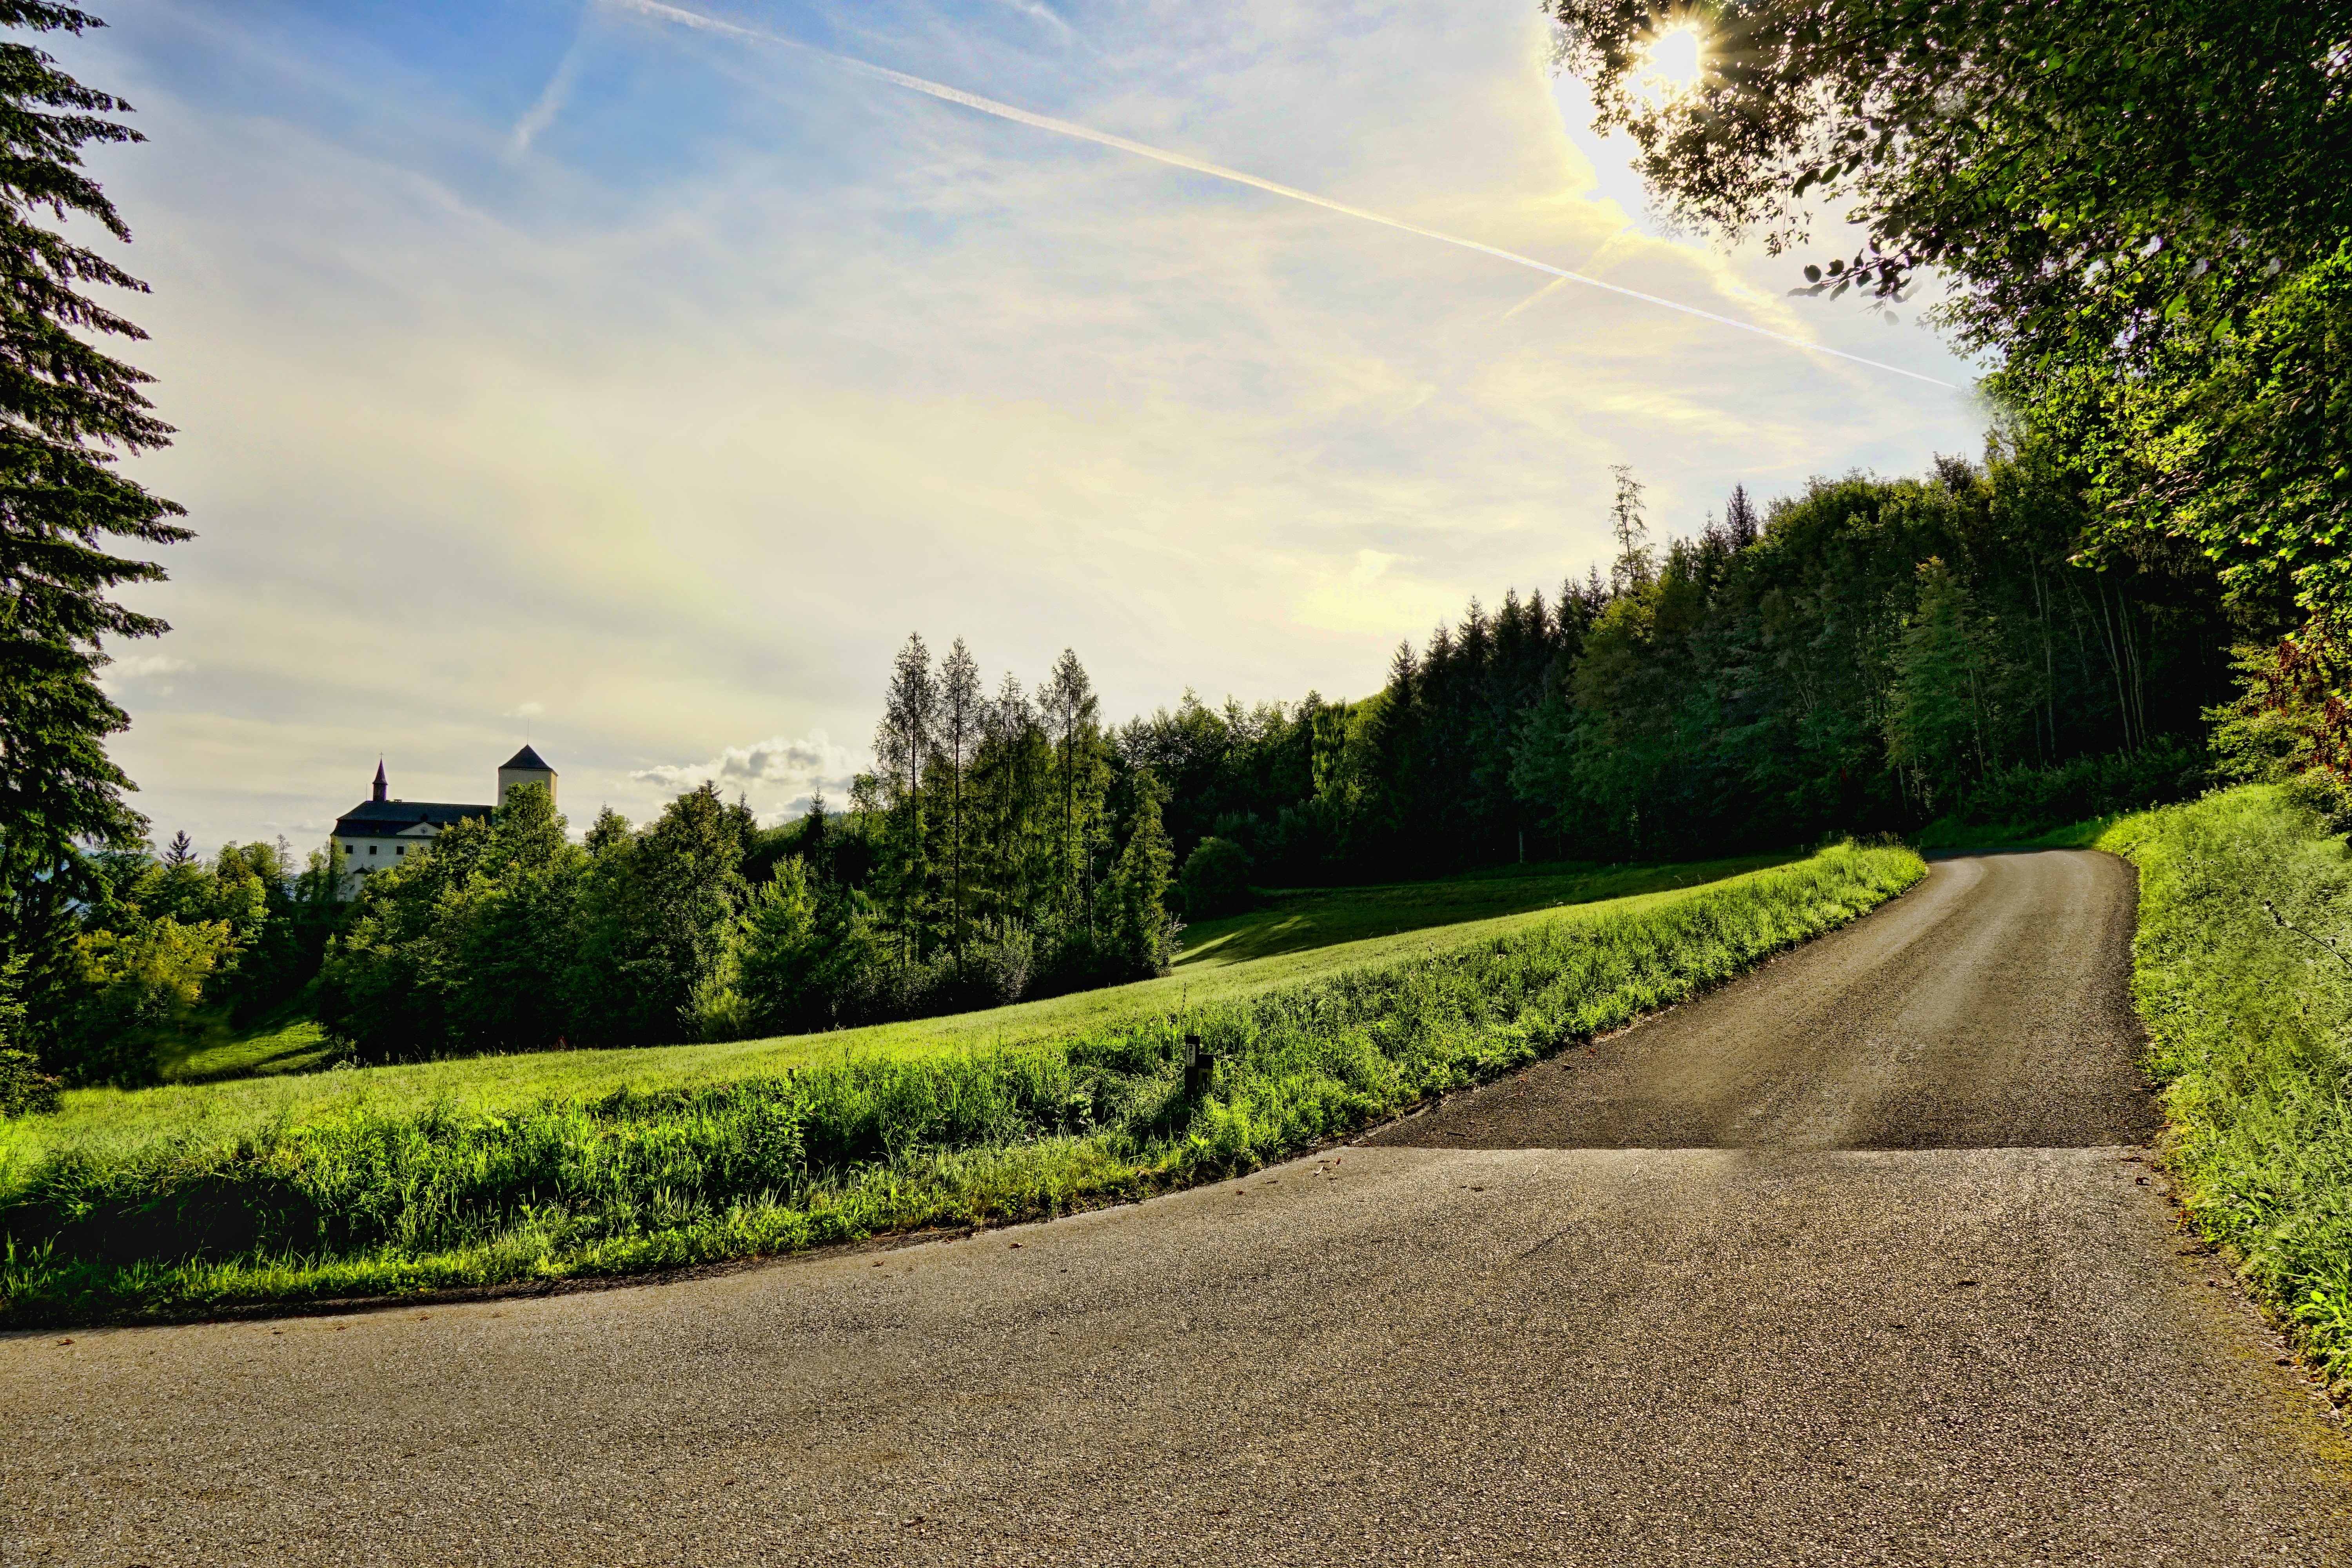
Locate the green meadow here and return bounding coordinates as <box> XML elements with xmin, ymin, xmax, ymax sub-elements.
<box><xmin>0</xmin><ymin>843</ymin><xmax>1904</xmax><ymax>1325</ymax></box>
<box><xmin>154</xmin><ymin>1006</ymin><xmax>337</xmax><ymax>1086</ymax></box>
<box><xmin>10</xmin><ymin>850</ymin><xmax>1795</xmax><ymax>1171</ymax></box>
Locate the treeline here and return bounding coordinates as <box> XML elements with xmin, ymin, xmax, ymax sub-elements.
<box><xmin>1370</xmin><ymin>448</ymin><xmax>2230</xmax><ymax>867</ymax></box>
<box><xmin>1</xmin><ymin>835</ymin><xmax>344</xmax><ymax>1102</ymax></box>
<box><xmin>10</xmin><ymin>445</ymin><xmax>2237</xmax><ymax>1083</ymax></box>
<box><xmin>323</xmin><ymin>640</ymin><xmax>1358</xmax><ymax>1062</ymax></box>
<box><xmin>732</xmin><ymin>441</ymin><xmax>2230</xmax><ymax>1029</ymax></box>
<box><xmin>1058</xmin><ymin>443</ymin><xmax>2230</xmax><ymax>891</ymax></box>
<box><xmin>314</xmin><ymin>644</ymin><xmax>1189</xmax><ymax>1062</ymax></box>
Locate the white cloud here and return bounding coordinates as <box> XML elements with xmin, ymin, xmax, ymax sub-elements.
<box><xmin>981</xmin><ymin>0</ymin><xmax>1075</xmax><ymax>40</ymax></box>
<box><xmin>509</xmin><ymin>32</ymin><xmax>584</xmax><ymax>156</ymax></box>
<box><xmin>633</xmin><ymin>729</ymin><xmax>864</xmax><ymax>796</ymax></box>
<box><xmin>74</xmin><ymin>0</ymin><xmax>1984</xmax><ymax>852</ymax></box>
<box><xmin>101</xmin><ymin>652</ymin><xmax>191</xmax><ymax>683</ymax></box>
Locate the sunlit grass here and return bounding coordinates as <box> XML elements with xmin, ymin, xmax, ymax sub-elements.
<box><xmin>1</xmin><ymin>843</ymin><xmax>1920</xmax><ymax>1326</ymax></box>
<box><xmin>9</xmin><ymin>851</ymin><xmax>1799</xmax><ymax>1184</ymax></box>
<box><xmin>154</xmin><ymin>1002</ymin><xmax>336</xmax><ymax>1085</ymax></box>
<box><xmin>1175</xmin><ymin>851</ymin><xmax>1795</xmax><ymax>968</ymax></box>
<box><xmin>2096</xmin><ymin>786</ymin><xmax>2352</xmax><ymax>1393</ymax></box>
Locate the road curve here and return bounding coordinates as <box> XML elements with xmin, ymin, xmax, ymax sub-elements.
<box><xmin>1369</xmin><ymin>848</ymin><xmax>2159</xmax><ymax>1152</ymax></box>
<box><xmin>5</xmin><ymin>851</ymin><xmax>2349</xmax><ymax>1566</ymax></box>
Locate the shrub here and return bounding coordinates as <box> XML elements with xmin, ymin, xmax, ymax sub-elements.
<box><xmin>0</xmin><ymin>1050</ymin><xmax>60</xmax><ymax>1118</ymax></box>
<box><xmin>51</xmin><ymin>917</ymin><xmax>233</xmax><ymax>1087</ymax></box>
<box><xmin>1956</xmin><ymin>736</ymin><xmax>2208</xmax><ymax>829</ymax></box>
<box><xmin>1179</xmin><ymin>837</ymin><xmax>1254</xmax><ymax>919</ymax></box>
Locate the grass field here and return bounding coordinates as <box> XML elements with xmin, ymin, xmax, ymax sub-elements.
<box><xmin>1175</xmin><ymin>852</ymin><xmax>1796</xmax><ymax>968</ymax></box>
<box><xmin>0</xmin><ymin>842</ymin><xmax>1916</xmax><ymax>1325</ymax></box>
<box><xmin>14</xmin><ymin>851</ymin><xmax>1798</xmax><ymax>1174</ymax></box>
<box><xmin>2094</xmin><ymin>786</ymin><xmax>2352</xmax><ymax>1396</ymax></box>
<box><xmin>154</xmin><ymin>1004</ymin><xmax>336</xmax><ymax>1085</ymax></box>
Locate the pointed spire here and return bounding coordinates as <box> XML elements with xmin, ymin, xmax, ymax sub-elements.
<box><xmin>373</xmin><ymin>758</ymin><xmax>388</xmax><ymax>803</ymax></box>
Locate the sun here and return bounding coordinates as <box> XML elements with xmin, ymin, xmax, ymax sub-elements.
<box><xmin>1640</xmin><ymin>24</ymin><xmax>1705</xmax><ymax>96</ymax></box>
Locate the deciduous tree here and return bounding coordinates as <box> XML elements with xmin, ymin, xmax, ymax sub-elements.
<box><xmin>1548</xmin><ymin>0</ymin><xmax>2350</xmax><ymax>622</ymax></box>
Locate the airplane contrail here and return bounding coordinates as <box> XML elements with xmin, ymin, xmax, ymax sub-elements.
<box><xmin>612</xmin><ymin>0</ymin><xmax>1955</xmax><ymax>390</ymax></box>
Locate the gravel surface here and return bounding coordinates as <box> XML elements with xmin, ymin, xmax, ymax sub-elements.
<box><xmin>5</xmin><ymin>851</ymin><xmax>2348</xmax><ymax>1566</ymax></box>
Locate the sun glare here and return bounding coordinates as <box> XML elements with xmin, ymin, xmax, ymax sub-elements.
<box><xmin>1641</xmin><ymin>24</ymin><xmax>1704</xmax><ymax>95</ymax></box>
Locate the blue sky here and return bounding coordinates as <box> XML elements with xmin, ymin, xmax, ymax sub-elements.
<box><xmin>67</xmin><ymin>0</ymin><xmax>1986</xmax><ymax>848</ymax></box>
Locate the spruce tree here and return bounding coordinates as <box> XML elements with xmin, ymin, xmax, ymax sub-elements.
<box><xmin>934</xmin><ymin>637</ymin><xmax>982</xmax><ymax>969</ymax></box>
<box><xmin>874</xmin><ymin>634</ymin><xmax>936</xmax><ymax>962</ymax></box>
<box><xmin>0</xmin><ymin>4</ymin><xmax>185</xmax><ymax>936</ymax></box>
<box><xmin>1104</xmin><ymin>775</ymin><xmax>1175</xmax><ymax>978</ymax></box>
<box><xmin>1724</xmin><ymin>484</ymin><xmax>1759</xmax><ymax>550</ymax></box>
<box><xmin>1606</xmin><ymin>465</ymin><xmax>1651</xmax><ymax>594</ymax></box>
<box><xmin>1038</xmin><ymin>648</ymin><xmax>1098</xmax><ymax>929</ymax></box>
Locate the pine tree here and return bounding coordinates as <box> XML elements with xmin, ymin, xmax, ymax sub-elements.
<box><xmin>1607</xmin><ymin>464</ymin><xmax>1653</xmax><ymax>594</ymax></box>
<box><xmin>1103</xmin><ymin>774</ymin><xmax>1175</xmax><ymax>977</ymax></box>
<box><xmin>934</xmin><ymin>636</ymin><xmax>982</xmax><ymax>969</ymax></box>
<box><xmin>735</xmin><ymin>855</ymin><xmax>819</xmax><ymax>1031</ymax></box>
<box><xmin>873</xmin><ymin>633</ymin><xmax>936</xmax><ymax>960</ymax></box>
<box><xmin>800</xmin><ymin>788</ymin><xmax>828</xmax><ymax>867</ymax></box>
<box><xmin>1038</xmin><ymin>647</ymin><xmax>1099</xmax><ymax>930</ymax></box>
<box><xmin>974</xmin><ymin>669</ymin><xmax>1044</xmax><ymax>942</ymax></box>
<box><xmin>0</xmin><ymin>4</ymin><xmax>187</xmax><ymax>933</ymax></box>
<box><xmin>1724</xmin><ymin>483</ymin><xmax>1759</xmax><ymax>549</ymax></box>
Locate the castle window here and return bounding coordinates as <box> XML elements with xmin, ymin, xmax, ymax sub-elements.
<box><xmin>369</xmin><ymin>845</ymin><xmax>378</xmax><ymax>855</ymax></box>
<box><xmin>395</xmin><ymin>846</ymin><xmax>405</xmax><ymax>855</ymax></box>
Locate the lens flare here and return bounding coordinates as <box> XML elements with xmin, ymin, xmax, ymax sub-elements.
<box><xmin>1642</xmin><ymin>25</ymin><xmax>1704</xmax><ymax>95</ymax></box>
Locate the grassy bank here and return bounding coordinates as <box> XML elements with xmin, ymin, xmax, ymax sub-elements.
<box><xmin>1174</xmin><ymin>851</ymin><xmax>1794</xmax><ymax>968</ymax></box>
<box><xmin>2096</xmin><ymin>786</ymin><xmax>2352</xmax><ymax>1393</ymax></box>
<box><xmin>0</xmin><ymin>842</ymin><xmax>1917</xmax><ymax>1326</ymax></box>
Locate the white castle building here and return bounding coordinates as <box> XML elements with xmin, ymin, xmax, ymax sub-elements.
<box><xmin>332</xmin><ymin>747</ymin><xmax>557</xmax><ymax>891</ymax></box>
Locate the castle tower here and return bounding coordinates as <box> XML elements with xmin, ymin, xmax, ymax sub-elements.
<box><xmin>497</xmin><ymin>744</ymin><xmax>557</xmax><ymax>808</ymax></box>
<box><xmin>372</xmin><ymin>758</ymin><xmax>388</xmax><ymax>803</ymax></box>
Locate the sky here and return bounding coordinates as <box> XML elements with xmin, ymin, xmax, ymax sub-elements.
<box><xmin>63</xmin><ymin>0</ymin><xmax>1989</xmax><ymax>851</ymax></box>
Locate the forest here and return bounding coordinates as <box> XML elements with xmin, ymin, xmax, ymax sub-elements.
<box><xmin>4</xmin><ymin>436</ymin><xmax>2243</xmax><ymax>1088</ymax></box>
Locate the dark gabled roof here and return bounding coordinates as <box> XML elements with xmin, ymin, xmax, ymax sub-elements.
<box><xmin>334</xmin><ymin>800</ymin><xmax>493</xmax><ymax>837</ymax></box>
<box><xmin>500</xmin><ymin>744</ymin><xmax>553</xmax><ymax>772</ymax></box>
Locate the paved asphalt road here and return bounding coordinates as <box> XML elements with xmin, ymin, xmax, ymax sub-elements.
<box><xmin>6</xmin><ymin>850</ymin><xmax>2350</xmax><ymax>1566</ymax></box>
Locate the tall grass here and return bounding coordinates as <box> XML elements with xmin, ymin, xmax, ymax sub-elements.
<box><xmin>0</xmin><ymin>843</ymin><xmax>1920</xmax><ymax>1325</ymax></box>
<box><xmin>2097</xmin><ymin>786</ymin><xmax>2352</xmax><ymax>1394</ymax></box>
